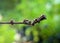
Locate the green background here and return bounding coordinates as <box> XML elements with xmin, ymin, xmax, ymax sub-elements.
<box><xmin>0</xmin><ymin>0</ymin><xmax>60</xmax><ymax>43</ymax></box>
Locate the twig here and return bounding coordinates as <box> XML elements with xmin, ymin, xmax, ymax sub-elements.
<box><xmin>0</xmin><ymin>15</ymin><xmax>46</xmax><ymax>26</ymax></box>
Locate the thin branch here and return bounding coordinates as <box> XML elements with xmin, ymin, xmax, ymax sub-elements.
<box><xmin>0</xmin><ymin>15</ymin><xmax>46</xmax><ymax>26</ymax></box>
<box><xmin>31</xmin><ymin>15</ymin><xmax>46</xmax><ymax>25</ymax></box>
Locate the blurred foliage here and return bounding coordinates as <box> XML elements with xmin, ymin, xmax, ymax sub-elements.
<box><xmin>0</xmin><ymin>0</ymin><xmax>60</xmax><ymax>43</ymax></box>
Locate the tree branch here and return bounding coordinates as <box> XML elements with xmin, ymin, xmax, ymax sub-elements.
<box><xmin>0</xmin><ymin>15</ymin><xmax>46</xmax><ymax>26</ymax></box>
